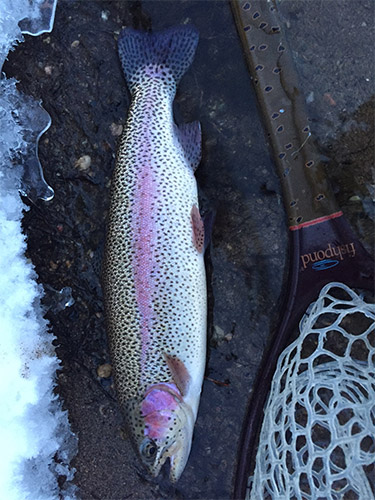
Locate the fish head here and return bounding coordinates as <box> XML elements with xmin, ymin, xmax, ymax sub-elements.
<box><xmin>131</xmin><ymin>383</ymin><xmax>195</xmax><ymax>482</ymax></box>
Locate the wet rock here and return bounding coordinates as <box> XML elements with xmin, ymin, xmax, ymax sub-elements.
<box><xmin>97</xmin><ymin>363</ymin><xmax>112</xmax><ymax>379</ymax></box>
<box><xmin>109</xmin><ymin>122</ymin><xmax>123</xmax><ymax>137</ymax></box>
<box><xmin>75</xmin><ymin>155</ymin><xmax>91</xmax><ymax>171</ymax></box>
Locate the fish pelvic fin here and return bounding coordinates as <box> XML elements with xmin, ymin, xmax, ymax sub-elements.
<box><xmin>118</xmin><ymin>25</ymin><xmax>199</xmax><ymax>93</ymax></box>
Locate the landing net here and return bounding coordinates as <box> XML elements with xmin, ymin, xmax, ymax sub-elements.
<box><xmin>248</xmin><ymin>282</ymin><xmax>375</xmax><ymax>500</ymax></box>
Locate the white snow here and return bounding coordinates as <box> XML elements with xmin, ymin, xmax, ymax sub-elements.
<box><xmin>0</xmin><ymin>1</ymin><xmax>76</xmax><ymax>499</ymax></box>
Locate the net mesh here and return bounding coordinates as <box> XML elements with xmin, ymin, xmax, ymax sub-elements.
<box><xmin>248</xmin><ymin>282</ymin><xmax>375</xmax><ymax>500</ymax></box>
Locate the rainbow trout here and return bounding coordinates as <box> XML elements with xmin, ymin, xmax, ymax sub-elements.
<box><xmin>102</xmin><ymin>26</ymin><xmax>206</xmax><ymax>482</ymax></box>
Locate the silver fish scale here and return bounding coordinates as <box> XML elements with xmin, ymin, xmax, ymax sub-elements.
<box><xmin>102</xmin><ymin>76</ymin><xmax>206</xmax><ymax>437</ymax></box>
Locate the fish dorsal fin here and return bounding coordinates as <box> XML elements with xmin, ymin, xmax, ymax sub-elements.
<box><xmin>176</xmin><ymin>121</ymin><xmax>201</xmax><ymax>172</ymax></box>
<box><xmin>164</xmin><ymin>353</ymin><xmax>191</xmax><ymax>396</ymax></box>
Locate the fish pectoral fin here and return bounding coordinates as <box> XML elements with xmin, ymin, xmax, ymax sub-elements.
<box><xmin>176</xmin><ymin>121</ymin><xmax>201</xmax><ymax>172</ymax></box>
<box><xmin>164</xmin><ymin>353</ymin><xmax>191</xmax><ymax>397</ymax></box>
<box><xmin>191</xmin><ymin>204</ymin><xmax>204</xmax><ymax>253</ymax></box>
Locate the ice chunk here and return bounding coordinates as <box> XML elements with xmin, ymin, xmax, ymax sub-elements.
<box><xmin>0</xmin><ymin>80</ymin><xmax>54</xmax><ymax>202</ymax></box>
<box><xmin>0</xmin><ymin>79</ymin><xmax>26</xmax><ymax>166</ymax></box>
<box><xmin>19</xmin><ymin>0</ymin><xmax>58</xmax><ymax>36</ymax></box>
<box><xmin>17</xmin><ymin>92</ymin><xmax>55</xmax><ymax>201</ymax></box>
<box><xmin>1</xmin><ymin>0</ymin><xmax>56</xmax><ymax>202</ymax></box>
<box><xmin>44</xmin><ymin>285</ymin><xmax>76</xmax><ymax>313</ymax></box>
<box><xmin>0</xmin><ymin>0</ymin><xmax>57</xmax><ymax>70</ymax></box>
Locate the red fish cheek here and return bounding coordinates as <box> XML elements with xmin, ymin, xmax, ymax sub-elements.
<box><xmin>141</xmin><ymin>387</ymin><xmax>180</xmax><ymax>440</ymax></box>
<box><xmin>141</xmin><ymin>388</ymin><xmax>179</xmax><ymax>416</ymax></box>
<box><xmin>144</xmin><ymin>410</ymin><xmax>175</xmax><ymax>439</ymax></box>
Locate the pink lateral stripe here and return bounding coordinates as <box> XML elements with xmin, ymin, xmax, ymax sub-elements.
<box><xmin>132</xmin><ymin>156</ymin><xmax>157</xmax><ymax>372</ymax></box>
<box><xmin>289</xmin><ymin>211</ymin><xmax>343</xmax><ymax>231</ymax></box>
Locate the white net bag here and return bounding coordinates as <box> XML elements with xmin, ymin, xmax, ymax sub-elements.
<box><xmin>249</xmin><ymin>282</ymin><xmax>375</xmax><ymax>500</ymax></box>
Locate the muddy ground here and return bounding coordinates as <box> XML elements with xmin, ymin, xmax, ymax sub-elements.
<box><xmin>4</xmin><ymin>1</ymin><xmax>374</xmax><ymax>499</ymax></box>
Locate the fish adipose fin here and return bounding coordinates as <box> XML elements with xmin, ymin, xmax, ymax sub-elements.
<box><xmin>118</xmin><ymin>25</ymin><xmax>199</xmax><ymax>93</ymax></box>
<box><xmin>176</xmin><ymin>121</ymin><xmax>202</xmax><ymax>172</ymax></box>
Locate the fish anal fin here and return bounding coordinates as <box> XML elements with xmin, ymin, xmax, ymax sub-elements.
<box><xmin>191</xmin><ymin>204</ymin><xmax>204</xmax><ymax>253</ymax></box>
<box><xmin>177</xmin><ymin>121</ymin><xmax>201</xmax><ymax>172</ymax></box>
<box><xmin>164</xmin><ymin>353</ymin><xmax>191</xmax><ymax>397</ymax></box>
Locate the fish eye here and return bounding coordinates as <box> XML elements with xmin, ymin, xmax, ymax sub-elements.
<box><xmin>140</xmin><ymin>438</ymin><xmax>157</xmax><ymax>461</ymax></box>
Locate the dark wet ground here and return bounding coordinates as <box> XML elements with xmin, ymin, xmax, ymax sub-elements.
<box><xmin>4</xmin><ymin>1</ymin><xmax>374</xmax><ymax>499</ymax></box>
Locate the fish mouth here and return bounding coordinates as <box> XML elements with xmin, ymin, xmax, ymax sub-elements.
<box><xmin>138</xmin><ymin>383</ymin><xmax>196</xmax><ymax>481</ymax></box>
<box><xmin>148</xmin><ymin>438</ymin><xmax>190</xmax><ymax>483</ymax></box>
<box><xmin>167</xmin><ymin>403</ymin><xmax>195</xmax><ymax>482</ymax></box>
<box><xmin>142</xmin><ymin>416</ymin><xmax>193</xmax><ymax>482</ymax></box>
<box><xmin>168</xmin><ymin>439</ymin><xmax>192</xmax><ymax>483</ymax></box>
<box><xmin>140</xmin><ymin>440</ymin><xmax>174</xmax><ymax>480</ymax></box>
<box><xmin>164</xmin><ymin>416</ymin><xmax>195</xmax><ymax>482</ymax></box>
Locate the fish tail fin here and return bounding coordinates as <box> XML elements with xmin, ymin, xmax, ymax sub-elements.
<box><xmin>118</xmin><ymin>25</ymin><xmax>199</xmax><ymax>93</ymax></box>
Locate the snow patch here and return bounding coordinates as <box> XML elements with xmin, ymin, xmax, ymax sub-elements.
<box><xmin>0</xmin><ymin>1</ymin><xmax>77</xmax><ymax>498</ymax></box>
